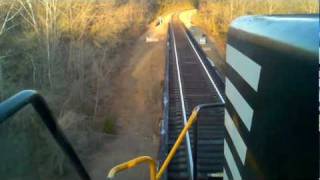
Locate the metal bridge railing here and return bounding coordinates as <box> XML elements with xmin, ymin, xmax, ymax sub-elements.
<box><xmin>107</xmin><ymin>103</ymin><xmax>225</xmax><ymax>180</ymax></box>
<box><xmin>0</xmin><ymin>90</ymin><xmax>91</xmax><ymax>180</ymax></box>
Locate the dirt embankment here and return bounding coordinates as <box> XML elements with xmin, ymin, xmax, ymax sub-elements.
<box><xmin>83</xmin><ymin>19</ymin><xmax>169</xmax><ymax>180</ymax></box>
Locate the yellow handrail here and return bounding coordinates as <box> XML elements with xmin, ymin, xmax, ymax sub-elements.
<box><xmin>156</xmin><ymin>107</ymin><xmax>199</xmax><ymax>179</ymax></box>
<box><xmin>107</xmin><ymin>156</ymin><xmax>157</xmax><ymax>180</ymax></box>
<box><xmin>107</xmin><ymin>103</ymin><xmax>224</xmax><ymax>180</ymax></box>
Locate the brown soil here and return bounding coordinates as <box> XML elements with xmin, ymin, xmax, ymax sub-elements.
<box><xmin>84</xmin><ymin>21</ymin><xmax>168</xmax><ymax>180</ymax></box>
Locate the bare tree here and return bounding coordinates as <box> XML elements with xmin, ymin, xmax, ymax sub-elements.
<box><xmin>18</xmin><ymin>0</ymin><xmax>40</xmax><ymax>35</ymax></box>
<box><xmin>0</xmin><ymin>2</ymin><xmax>21</xmax><ymax>36</ymax></box>
<box><xmin>300</xmin><ymin>0</ymin><xmax>318</xmax><ymax>13</ymax></box>
<box><xmin>265</xmin><ymin>0</ymin><xmax>278</xmax><ymax>14</ymax></box>
<box><xmin>0</xmin><ymin>56</ymin><xmax>5</xmax><ymax>100</ymax></box>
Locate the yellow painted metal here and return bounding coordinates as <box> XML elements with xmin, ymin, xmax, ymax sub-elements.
<box><xmin>107</xmin><ymin>156</ymin><xmax>157</xmax><ymax>180</ymax></box>
<box><xmin>156</xmin><ymin>107</ymin><xmax>199</xmax><ymax>179</ymax></box>
<box><xmin>107</xmin><ymin>106</ymin><xmax>201</xmax><ymax>180</ymax></box>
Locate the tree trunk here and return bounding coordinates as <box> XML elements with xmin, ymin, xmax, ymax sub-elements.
<box><xmin>0</xmin><ymin>62</ymin><xmax>3</xmax><ymax>100</ymax></box>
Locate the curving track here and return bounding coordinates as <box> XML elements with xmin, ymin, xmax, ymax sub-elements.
<box><xmin>165</xmin><ymin>17</ymin><xmax>225</xmax><ymax>180</ymax></box>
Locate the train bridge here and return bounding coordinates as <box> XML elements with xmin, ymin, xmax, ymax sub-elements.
<box><xmin>0</xmin><ymin>14</ymin><xmax>318</xmax><ymax>180</ymax></box>
<box><xmin>163</xmin><ymin>16</ymin><xmax>225</xmax><ymax>179</ymax></box>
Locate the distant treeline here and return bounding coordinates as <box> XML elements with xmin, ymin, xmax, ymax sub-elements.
<box><xmin>193</xmin><ymin>0</ymin><xmax>319</xmax><ymax>57</ymax></box>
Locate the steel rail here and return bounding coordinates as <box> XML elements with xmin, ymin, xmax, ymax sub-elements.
<box><xmin>157</xmin><ymin>103</ymin><xmax>225</xmax><ymax>179</ymax></box>
<box><xmin>182</xmin><ymin>24</ymin><xmax>225</xmax><ymax>104</ymax></box>
<box><xmin>170</xmin><ymin>20</ymin><xmax>194</xmax><ymax>179</ymax></box>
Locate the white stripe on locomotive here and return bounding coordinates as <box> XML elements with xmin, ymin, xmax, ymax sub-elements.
<box><xmin>227</xmin><ymin>44</ymin><xmax>261</xmax><ymax>91</ymax></box>
<box><xmin>226</xmin><ymin>78</ymin><xmax>254</xmax><ymax>131</ymax></box>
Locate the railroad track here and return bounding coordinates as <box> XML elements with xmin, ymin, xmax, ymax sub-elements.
<box><xmin>165</xmin><ymin>17</ymin><xmax>225</xmax><ymax>179</ymax></box>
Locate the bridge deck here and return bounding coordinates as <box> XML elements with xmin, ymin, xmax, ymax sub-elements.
<box><xmin>166</xmin><ymin>17</ymin><xmax>225</xmax><ymax>179</ymax></box>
